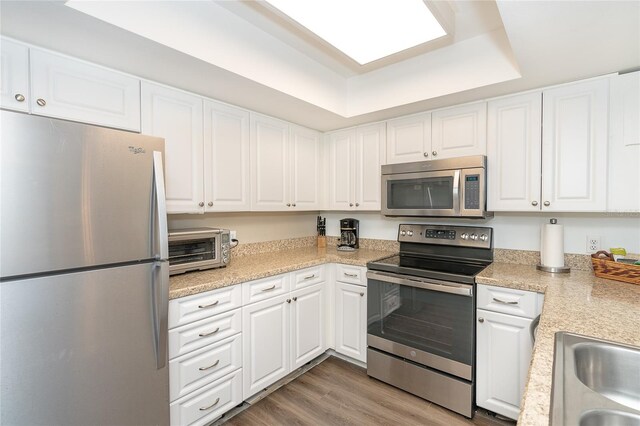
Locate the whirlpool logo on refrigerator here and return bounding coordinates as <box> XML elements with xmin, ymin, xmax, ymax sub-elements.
<box><xmin>128</xmin><ymin>146</ymin><xmax>146</xmax><ymax>154</ymax></box>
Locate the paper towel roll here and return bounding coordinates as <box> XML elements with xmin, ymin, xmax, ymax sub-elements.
<box><xmin>541</xmin><ymin>220</ymin><xmax>565</xmax><ymax>268</ymax></box>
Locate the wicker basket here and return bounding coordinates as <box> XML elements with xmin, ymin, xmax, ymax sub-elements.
<box><xmin>591</xmin><ymin>251</ymin><xmax>640</xmax><ymax>285</ymax></box>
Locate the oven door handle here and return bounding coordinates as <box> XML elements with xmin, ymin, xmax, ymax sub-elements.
<box><xmin>366</xmin><ymin>271</ymin><xmax>473</xmax><ymax>297</ymax></box>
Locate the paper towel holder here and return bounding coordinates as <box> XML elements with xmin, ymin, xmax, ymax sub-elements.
<box><xmin>537</xmin><ymin>218</ymin><xmax>571</xmax><ymax>273</ymax></box>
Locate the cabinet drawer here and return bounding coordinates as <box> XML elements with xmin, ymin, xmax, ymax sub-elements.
<box><xmin>170</xmin><ymin>333</ymin><xmax>242</xmax><ymax>402</ymax></box>
<box><xmin>170</xmin><ymin>308</ymin><xmax>242</xmax><ymax>359</ymax></box>
<box><xmin>477</xmin><ymin>284</ymin><xmax>539</xmax><ymax>319</ymax></box>
<box><xmin>170</xmin><ymin>369</ymin><xmax>242</xmax><ymax>426</ymax></box>
<box><xmin>169</xmin><ymin>285</ymin><xmax>242</xmax><ymax>329</ymax></box>
<box><xmin>335</xmin><ymin>264</ymin><xmax>365</xmax><ymax>286</ymax></box>
<box><xmin>242</xmin><ymin>273</ymin><xmax>290</xmax><ymax>305</ymax></box>
<box><xmin>292</xmin><ymin>265</ymin><xmax>325</xmax><ymax>289</ymax></box>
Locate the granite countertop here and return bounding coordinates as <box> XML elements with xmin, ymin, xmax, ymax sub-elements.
<box><xmin>169</xmin><ymin>246</ymin><xmax>395</xmax><ymax>299</ymax></box>
<box><xmin>476</xmin><ymin>263</ymin><xmax>640</xmax><ymax>426</ymax></box>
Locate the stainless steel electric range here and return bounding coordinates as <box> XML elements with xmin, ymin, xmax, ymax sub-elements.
<box><xmin>366</xmin><ymin>223</ymin><xmax>493</xmax><ymax>418</ymax></box>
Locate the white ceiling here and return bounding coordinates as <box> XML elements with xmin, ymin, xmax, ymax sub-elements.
<box><xmin>1</xmin><ymin>1</ymin><xmax>638</xmax><ymax>131</ymax></box>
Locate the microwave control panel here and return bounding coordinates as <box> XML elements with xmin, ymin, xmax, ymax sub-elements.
<box><xmin>464</xmin><ymin>175</ymin><xmax>480</xmax><ymax>209</ymax></box>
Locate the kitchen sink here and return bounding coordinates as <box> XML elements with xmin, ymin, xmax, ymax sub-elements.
<box><xmin>551</xmin><ymin>332</ymin><xmax>640</xmax><ymax>425</ymax></box>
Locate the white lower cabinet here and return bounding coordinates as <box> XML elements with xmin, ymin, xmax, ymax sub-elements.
<box><xmin>476</xmin><ymin>284</ymin><xmax>543</xmax><ymax>420</ymax></box>
<box><xmin>291</xmin><ymin>283</ymin><xmax>325</xmax><ymax>369</ymax></box>
<box><xmin>334</xmin><ymin>272</ymin><xmax>367</xmax><ymax>363</ymax></box>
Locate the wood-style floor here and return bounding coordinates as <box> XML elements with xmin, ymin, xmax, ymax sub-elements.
<box><xmin>222</xmin><ymin>356</ymin><xmax>515</xmax><ymax>426</ymax></box>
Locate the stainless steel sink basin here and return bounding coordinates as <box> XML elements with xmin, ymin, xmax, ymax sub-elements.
<box><xmin>551</xmin><ymin>332</ymin><xmax>640</xmax><ymax>425</ymax></box>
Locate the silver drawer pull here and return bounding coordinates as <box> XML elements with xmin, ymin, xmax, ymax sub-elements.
<box><xmin>261</xmin><ymin>284</ymin><xmax>276</xmax><ymax>292</ymax></box>
<box><xmin>198</xmin><ymin>359</ymin><xmax>220</xmax><ymax>371</ymax></box>
<box><xmin>304</xmin><ymin>274</ymin><xmax>316</xmax><ymax>280</ymax></box>
<box><xmin>344</xmin><ymin>273</ymin><xmax>358</xmax><ymax>278</ymax></box>
<box><xmin>199</xmin><ymin>397</ymin><xmax>220</xmax><ymax>411</ymax></box>
<box><xmin>198</xmin><ymin>300</ymin><xmax>219</xmax><ymax>309</ymax></box>
<box><xmin>198</xmin><ymin>327</ymin><xmax>220</xmax><ymax>337</ymax></box>
<box><xmin>493</xmin><ymin>297</ymin><xmax>518</xmax><ymax>305</ymax></box>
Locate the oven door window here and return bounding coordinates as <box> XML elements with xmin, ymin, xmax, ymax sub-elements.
<box><xmin>367</xmin><ymin>278</ymin><xmax>473</xmax><ymax>365</ymax></box>
<box><xmin>168</xmin><ymin>239</ymin><xmax>216</xmax><ymax>265</ymax></box>
<box><xmin>386</xmin><ymin>175</ymin><xmax>454</xmax><ymax>210</ymax></box>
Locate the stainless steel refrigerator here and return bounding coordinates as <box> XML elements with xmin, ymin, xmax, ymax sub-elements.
<box><xmin>0</xmin><ymin>110</ymin><xmax>170</xmax><ymax>425</ymax></box>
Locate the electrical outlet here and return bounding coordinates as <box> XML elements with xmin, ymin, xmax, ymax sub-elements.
<box><xmin>230</xmin><ymin>230</ymin><xmax>237</xmax><ymax>241</ymax></box>
<box><xmin>587</xmin><ymin>235</ymin><xmax>601</xmax><ymax>253</ymax></box>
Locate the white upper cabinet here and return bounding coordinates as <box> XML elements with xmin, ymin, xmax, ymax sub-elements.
<box><xmin>290</xmin><ymin>125</ymin><xmax>322</xmax><ymax>210</ymax></box>
<box><xmin>487</xmin><ymin>92</ymin><xmax>543</xmax><ymax>211</ymax></box>
<box><xmin>204</xmin><ymin>100</ymin><xmax>251</xmax><ymax>212</ymax></box>
<box><xmin>542</xmin><ymin>78</ymin><xmax>609</xmax><ymax>211</ymax></box>
<box><xmin>386</xmin><ymin>112</ymin><xmax>431</xmax><ymax>164</ymax></box>
<box><xmin>432</xmin><ymin>101</ymin><xmax>487</xmax><ymax>159</ymax></box>
<box><xmin>327</xmin><ymin>123</ymin><xmax>385</xmax><ymax>210</ymax></box>
<box><xmin>141</xmin><ymin>82</ymin><xmax>204</xmax><ymax>213</ymax></box>
<box><xmin>0</xmin><ymin>38</ymin><xmax>30</xmax><ymax>113</ymax></box>
<box><xmin>608</xmin><ymin>72</ymin><xmax>640</xmax><ymax>212</ymax></box>
<box><xmin>30</xmin><ymin>48</ymin><xmax>141</xmax><ymax>131</ymax></box>
<box><xmin>250</xmin><ymin>113</ymin><xmax>290</xmax><ymax>210</ymax></box>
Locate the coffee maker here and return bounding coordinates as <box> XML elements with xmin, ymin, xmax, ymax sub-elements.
<box><xmin>337</xmin><ymin>218</ymin><xmax>359</xmax><ymax>251</ymax></box>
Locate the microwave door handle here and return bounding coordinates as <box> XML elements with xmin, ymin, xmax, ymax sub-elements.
<box><xmin>452</xmin><ymin>170</ymin><xmax>460</xmax><ymax>214</ymax></box>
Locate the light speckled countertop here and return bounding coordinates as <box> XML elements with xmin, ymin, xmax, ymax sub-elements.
<box><xmin>169</xmin><ymin>246</ymin><xmax>394</xmax><ymax>299</ymax></box>
<box><xmin>477</xmin><ymin>263</ymin><xmax>640</xmax><ymax>426</ymax></box>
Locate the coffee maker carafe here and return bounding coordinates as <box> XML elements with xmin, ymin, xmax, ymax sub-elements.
<box><xmin>337</xmin><ymin>218</ymin><xmax>359</xmax><ymax>251</ymax></box>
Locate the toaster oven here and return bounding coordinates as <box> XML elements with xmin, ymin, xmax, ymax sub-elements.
<box><xmin>168</xmin><ymin>228</ymin><xmax>230</xmax><ymax>275</ymax></box>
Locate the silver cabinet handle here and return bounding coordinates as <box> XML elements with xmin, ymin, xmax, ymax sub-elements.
<box><xmin>349</xmin><ymin>203</ymin><xmax>354</xmax><ymax>207</ymax></box>
<box><xmin>423</xmin><ymin>152</ymin><xmax>429</xmax><ymax>157</ymax></box>
<box><xmin>14</xmin><ymin>94</ymin><xmax>25</xmax><ymax>102</ymax></box>
<box><xmin>355</xmin><ymin>203</ymin><xmax>360</xmax><ymax>207</ymax></box>
<box><xmin>432</xmin><ymin>151</ymin><xmax>438</xmax><ymax>157</ymax></box>
<box><xmin>286</xmin><ymin>203</ymin><xmax>291</xmax><ymax>207</ymax></box>
<box><xmin>199</xmin><ymin>327</ymin><xmax>220</xmax><ymax>337</ymax></box>
<box><xmin>198</xmin><ymin>359</ymin><xmax>220</xmax><ymax>371</ymax></box>
<box><xmin>478</xmin><ymin>317</ymin><xmax>484</xmax><ymax>323</ymax></box>
<box><xmin>304</xmin><ymin>274</ymin><xmax>315</xmax><ymax>280</ymax></box>
<box><xmin>261</xmin><ymin>284</ymin><xmax>276</xmax><ymax>292</ymax></box>
<box><xmin>198</xmin><ymin>201</ymin><xmax>204</xmax><ymax>207</ymax></box>
<box><xmin>531</xmin><ymin>201</ymin><xmax>538</xmax><ymax>206</ymax></box>
<box><xmin>292</xmin><ymin>203</ymin><xmax>296</xmax><ymax>207</ymax></box>
<box><xmin>287</xmin><ymin>298</ymin><xmax>291</xmax><ymax>303</ymax></box>
<box><xmin>199</xmin><ymin>398</ymin><xmax>220</xmax><ymax>411</ymax></box>
<box><xmin>198</xmin><ymin>300</ymin><xmax>219</xmax><ymax>309</ymax></box>
<box><xmin>208</xmin><ymin>201</ymin><xmax>213</xmax><ymax>207</ymax></box>
<box><xmin>293</xmin><ymin>297</ymin><xmax>297</xmax><ymax>301</ymax></box>
<box><xmin>359</xmin><ymin>292</ymin><xmax>364</xmax><ymax>297</ymax></box>
<box><xmin>344</xmin><ymin>273</ymin><xmax>358</xmax><ymax>278</ymax></box>
<box><xmin>493</xmin><ymin>297</ymin><xmax>518</xmax><ymax>305</ymax></box>
<box><xmin>36</xmin><ymin>98</ymin><xmax>46</xmax><ymax>107</ymax></box>
<box><xmin>543</xmin><ymin>201</ymin><xmax>550</xmax><ymax>206</ymax></box>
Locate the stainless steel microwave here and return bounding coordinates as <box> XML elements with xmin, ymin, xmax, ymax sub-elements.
<box><xmin>168</xmin><ymin>228</ymin><xmax>230</xmax><ymax>275</ymax></box>
<box><xmin>381</xmin><ymin>156</ymin><xmax>492</xmax><ymax>218</ymax></box>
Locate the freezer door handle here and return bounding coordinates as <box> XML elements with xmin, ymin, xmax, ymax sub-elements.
<box><xmin>152</xmin><ymin>261</ymin><xmax>169</xmax><ymax>369</ymax></box>
<box><xmin>153</xmin><ymin>151</ymin><xmax>168</xmax><ymax>260</ymax></box>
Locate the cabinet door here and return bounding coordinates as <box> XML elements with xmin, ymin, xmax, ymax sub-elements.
<box><xmin>290</xmin><ymin>125</ymin><xmax>322</xmax><ymax>210</ymax></box>
<box><xmin>542</xmin><ymin>79</ymin><xmax>608</xmax><ymax>211</ymax></box>
<box><xmin>385</xmin><ymin>112</ymin><xmax>431</xmax><ymax>164</ymax></box>
<box><xmin>250</xmin><ymin>113</ymin><xmax>290</xmax><ymax>211</ymax></box>
<box><xmin>291</xmin><ymin>283</ymin><xmax>325</xmax><ymax>370</ymax></box>
<box><xmin>608</xmin><ymin>72</ymin><xmax>640</xmax><ymax>212</ymax></box>
<box><xmin>327</xmin><ymin>129</ymin><xmax>356</xmax><ymax>210</ymax></box>
<box><xmin>487</xmin><ymin>92</ymin><xmax>542</xmax><ymax>211</ymax></box>
<box><xmin>204</xmin><ymin>100</ymin><xmax>250</xmax><ymax>211</ymax></box>
<box><xmin>355</xmin><ymin>123</ymin><xmax>385</xmax><ymax>210</ymax></box>
<box><xmin>30</xmin><ymin>48</ymin><xmax>140</xmax><ymax>131</ymax></box>
<box><xmin>476</xmin><ymin>309</ymin><xmax>533</xmax><ymax>420</ymax></box>
<box><xmin>432</xmin><ymin>102</ymin><xmax>487</xmax><ymax>159</ymax></box>
<box><xmin>0</xmin><ymin>38</ymin><xmax>30</xmax><ymax>112</ymax></box>
<box><xmin>242</xmin><ymin>294</ymin><xmax>290</xmax><ymax>399</ymax></box>
<box><xmin>141</xmin><ymin>82</ymin><xmax>204</xmax><ymax>213</ymax></box>
<box><xmin>335</xmin><ymin>281</ymin><xmax>367</xmax><ymax>363</ymax></box>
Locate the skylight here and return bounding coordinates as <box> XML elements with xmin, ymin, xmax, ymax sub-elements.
<box><xmin>264</xmin><ymin>0</ymin><xmax>447</xmax><ymax>65</ymax></box>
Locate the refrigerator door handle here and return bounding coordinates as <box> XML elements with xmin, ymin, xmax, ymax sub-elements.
<box><xmin>152</xmin><ymin>260</ymin><xmax>169</xmax><ymax>369</ymax></box>
<box><xmin>153</xmin><ymin>151</ymin><xmax>169</xmax><ymax>261</ymax></box>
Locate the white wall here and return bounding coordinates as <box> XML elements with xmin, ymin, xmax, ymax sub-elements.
<box><xmin>323</xmin><ymin>212</ymin><xmax>640</xmax><ymax>254</ymax></box>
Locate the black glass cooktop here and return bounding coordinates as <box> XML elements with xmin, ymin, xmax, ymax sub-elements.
<box><xmin>367</xmin><ymin>254</ymin><xmax>488</xmax><ymax>284</ymax></box>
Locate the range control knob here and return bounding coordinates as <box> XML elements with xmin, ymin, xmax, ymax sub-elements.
<box><xmin>470</xmin><ymin>233</ymin><xmax>478</xmax><ymax>241</ymax></box>
<box><xmin>400</xmin><ymin>230</ymin><xmax>407</xmax><ymax>236</ymax></box>
<box><xmin>407</xmin><ymin>231</ymin><xmax>414</xmax><ymax>237</ymax></box>
<box><xmin>460</xmin><ymin>233</ymin><xmax>469</xmax><ymax>240</ymax></box>
<box><xmin>479</xmin><ymin>234</ymin><xmax>488</xmax><ymax>242</ymax></box>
